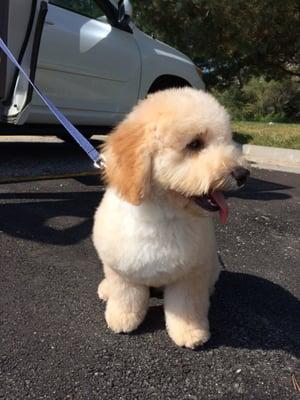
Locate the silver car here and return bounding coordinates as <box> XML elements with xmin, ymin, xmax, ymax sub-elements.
<box><xmin>0</xmin><ymin>0</ymin><xmax>204</xmax><ymax>132</ymax></box>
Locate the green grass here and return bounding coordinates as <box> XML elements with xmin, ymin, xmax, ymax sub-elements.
<box><xmin>232</xmin><ymin>121</ymin><xmax>300</xmax><ymax>150</ymax></box>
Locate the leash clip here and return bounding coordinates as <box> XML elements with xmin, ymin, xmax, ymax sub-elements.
<box><xmin>94</xmin><ymin>154</ymin><xmax>106</xmax><ymax>170</ymax></box>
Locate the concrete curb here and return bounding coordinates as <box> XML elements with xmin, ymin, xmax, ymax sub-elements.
<box><xmin>242</xmin><ymin>144</ymin><xmax>300</xmax><ymax>174</ymax></box>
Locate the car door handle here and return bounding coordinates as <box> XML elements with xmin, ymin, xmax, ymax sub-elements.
<box><xmin>45</xmin><ymin>19</ymin><xmax>54</xmax><ymax>25</ymax></box>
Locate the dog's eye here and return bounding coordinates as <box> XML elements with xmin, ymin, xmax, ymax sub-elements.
<box><xmin>186</xmin><ymin>138</ymin><xmax>204</xmax><ymax>151</ymax></box>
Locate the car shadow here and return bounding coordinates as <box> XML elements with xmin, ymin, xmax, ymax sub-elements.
<box><xmin>137</xmin><ymin>271</ymin><xmax>300</xmax><ymax>357</ymax></box>
<box><xmin>0</xmin><ymin>175</ymin><xmax>298</xmax><ymax>356</ymax></box>
<box><xmin>0</xmin><ymin>189</ymin><xmax>102</xmax><ymax>245</ymax></box>
<box><xmin>0</xmin><ymin>173</ymin><xmax>293</xmax><ymax>245</ymax></box>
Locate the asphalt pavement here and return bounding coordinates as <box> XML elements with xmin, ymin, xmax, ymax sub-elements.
<box><xmin>0</xmin><ymin>167</ymin><xmax>299</xmax><ymax>400</ymax></box>
<box><xmin>0</xmin><ymin>136</ymin><xmax>103</xmax><ymax>182</ymax></box>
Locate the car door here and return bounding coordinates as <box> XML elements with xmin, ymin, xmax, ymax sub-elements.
<box><xmin>29</xmin><ymin>0</ymin><xmax>141</xmax><ymax>125</ymax></box>
<box><xmin>1</xmin><ymin>0</ymin><xmax>48</xmax><ymax>124</ymax></box>
<box><xmin>1</xmin><ymin>0</ymin><xmax>141</xmax><ymax>126</ymax></box>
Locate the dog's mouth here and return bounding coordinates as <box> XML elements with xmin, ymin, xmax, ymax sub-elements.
<box><xmin>192</xmin><ymin>192</ymin><xmax>228</xmax><ymax>224</ymax></box>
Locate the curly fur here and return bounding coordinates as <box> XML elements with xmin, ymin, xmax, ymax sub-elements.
<box><xmin>93</xmin><ymin>87</ymin><xmax>248</xmax><ymax>348</ymax></box>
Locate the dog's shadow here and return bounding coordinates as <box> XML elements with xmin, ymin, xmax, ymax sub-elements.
<box><xmin>137</xmin><ymin>271</ymin><xmax>300</xmax><ymax>356</ymax></box>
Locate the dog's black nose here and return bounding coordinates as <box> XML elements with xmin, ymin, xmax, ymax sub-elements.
<box><xmin>231</xmin><ymin>167</ymin><xmax>250</xmax><ymax>186</ymax></box>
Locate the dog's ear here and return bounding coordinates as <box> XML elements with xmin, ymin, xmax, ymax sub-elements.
<box><xmin>102</xmin><ymin>120</ymin><xmax>153</xmax><ymax>205</ymax></box>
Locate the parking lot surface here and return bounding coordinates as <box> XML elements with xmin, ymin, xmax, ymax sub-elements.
<box><xmin>0</xmin><ymin>168</ymin><xmax>299</xmax><ymax>399</ymax></box>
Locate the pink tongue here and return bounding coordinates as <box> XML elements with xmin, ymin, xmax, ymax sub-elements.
<box><xmin>210</xmin><ymin>192</ymin><xmax>229</xmax><ymax>224</ymax></box>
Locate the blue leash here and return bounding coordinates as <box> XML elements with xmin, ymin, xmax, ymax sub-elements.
<box><xmin>0</xmin><ymin>38</ymin><xmax>102</xmax><ymax>168</ymax></box>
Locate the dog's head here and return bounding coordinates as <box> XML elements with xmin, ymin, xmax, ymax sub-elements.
<box><xmin>102</xmin><ymin>88</ymin><xmax>249</xmax><ymax>223</ymax></box>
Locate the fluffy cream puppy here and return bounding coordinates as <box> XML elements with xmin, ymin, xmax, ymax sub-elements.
<box><xmin>93</xmin><ymin>87</ymin><xmax>249</xmax><ymax>348</ymax></box>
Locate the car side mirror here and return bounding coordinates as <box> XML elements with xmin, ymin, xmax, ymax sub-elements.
<box><xmin>117</xmin><ymin>0</ymin><xmax>133</xmax><ymax>25</ymax></box>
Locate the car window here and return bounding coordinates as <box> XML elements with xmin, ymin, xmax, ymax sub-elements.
<box><xmin>50</xmin><ymin>0</ymin><xmax>105</xmax><ymax>20</ymax></box>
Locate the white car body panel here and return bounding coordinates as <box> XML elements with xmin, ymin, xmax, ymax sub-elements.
<box><xmin>27</xmin><ymin>3</ymin><xmax>141</xmax><ymax>125</ymax></box>
<box><xmin>132</xmin><ymin>27</ymin><xmax>204</xmax><ymax>99</ymax></box>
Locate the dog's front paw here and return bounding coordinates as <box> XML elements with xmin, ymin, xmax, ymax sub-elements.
<box><xmin>105</xmin><ymin>301</ymin><xmax>144</xmax><ymax>333</ymax></box>
<box><xmin>168</xmin><ymin>324</ymin><xmax>210</xmax><ymax>349</ymax></box>
<box><xmin>98</xmin><ymin>279</ymin><xmax>110</xmax><ymax>301</ymax></box>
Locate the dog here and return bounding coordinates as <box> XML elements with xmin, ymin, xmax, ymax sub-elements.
<box><xmin>93</xmin><ymin>87</ymin><xmax>249</xmax><ymax>348</ymax></box>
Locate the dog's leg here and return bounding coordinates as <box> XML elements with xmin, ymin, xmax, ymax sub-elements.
<box><xmin>164</xmin><ymin>270</ymin><xmax>210</xmax><ymax>349</ymax></box>
<box><xmin>98</xmin><ymin>264</ymin><xmax>114</xmax><ymax>301</ymax></box>
<box><xmin>103</xmin><ymin>265</ymin><xmax>149</xmax><ymax>333</ymax></box>
<box><xmin>98</xmin><ymin>278</ymin><xmax>110</xmax><ymax>301</ymax></box>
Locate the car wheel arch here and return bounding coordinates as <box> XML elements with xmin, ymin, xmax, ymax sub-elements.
<box><xmin>147</xmin><ymin>75</ymin><xmax>192</xmax><ymax>94</ymax></box>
